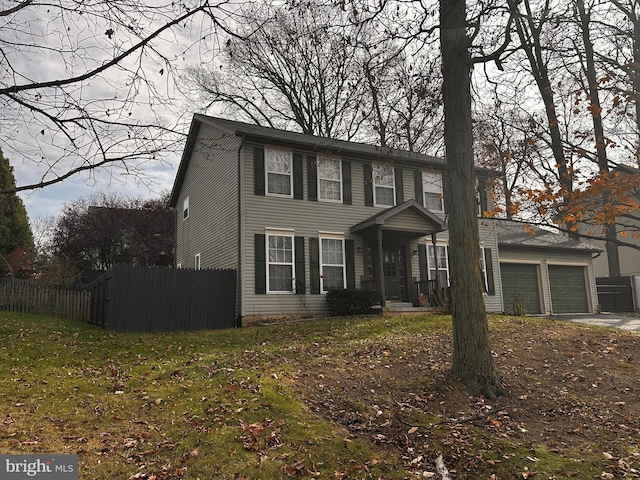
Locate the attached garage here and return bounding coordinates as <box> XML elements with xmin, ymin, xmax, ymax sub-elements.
<box><xmin>548</xmin><ymin>265</ymin><xmax>589</xmax><ymax>313</ymax></box>
<box><xmin>500</xmin><ymin>263</ymin><xmax>542</xmax><ymax>314</ymax></box>
<box><xmin>495</xmin><ymin>220</ymin><xmax>600</xmax><ymax>316</ymax></box>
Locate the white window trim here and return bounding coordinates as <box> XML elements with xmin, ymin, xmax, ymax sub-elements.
<box><xmin>372</xmin><ymin>162</ymin><xmax>396</xmax><ymax>207</ymax></box>
<box><xmin>317</xmin><ymin>156</ymin><xmax>343</xmax><ymax>203</ymax></box>
<box><xmin>319</xmin><ymin>234</ymin><xmax>347</xmax><ymax>294</ymax></box>
<box><xmin>266</xmin><ymin>229</ymin><xmax>295</xmax><ymax>294</ymax></box>
<box><xmin>480</xmin><ymin>246</ymin><xmax>489</xmax><ymax>294</ymax></box>
<box><xmin>194</xmin><ymin>253</ymin><xmax>201</xmax><ymax>270</ymax></box>
<box><xmin>265</xmin><ymin>147</ymin><xmax>294</xmax><ymax>198</ymax></box>
<box><xmin>427</xmin><ymin>243</ymin><xmax>449</xmax><ymax>287</ymax></box>
<box><xmin>183</xmin><ymin>196</ymin><xmax>190</xmax><ymax>220</ymax></box>
<box><xmin>423</xmin><ymin>170</ymin><xmax>444</xmax><ymax>213</ymax></box>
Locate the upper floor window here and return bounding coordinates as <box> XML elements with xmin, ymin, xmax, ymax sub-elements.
<box><xmin>194</xmin><ymin>253</ymin><xmax>201</xmax><ymax>270</ymax></box>
<box><xmin>266</xmin><ymin>148</ymin><xmax>293</xmax><ymax>197</ymax></box>
<box><xmin>267</xmin><ymin>232</ymin><xmax>294</xmax><ymax>292</ymax></box>
<box><xmin>183</xmin><ymin>196</ymin><xmax>190</xmax><ymax>220</ymax></box>
<box><xmin>423</xmin><ymin>170</ymin><xmax>444</xmax><ymax>213</ymax></box>
<box><xmin>317</xmin><ymin>157</ymin><xmax>342</xmax><ymax>202</ymax></box>
<box><xmin>373</xmin><ymin>163</ymin><xmax>395</xmax><ymax>207</ymax></box>
<box><xmin>320</xmin><ymin>235</ymin><xmax>346</xmax><ymax>292</ymax></box>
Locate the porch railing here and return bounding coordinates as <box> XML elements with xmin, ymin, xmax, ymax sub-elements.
<box><xmin>414</xmin><ymin>280</ymin><xmax>449</xmax><ymax>308</ymax></box>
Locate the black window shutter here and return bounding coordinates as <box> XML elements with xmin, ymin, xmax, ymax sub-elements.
<box><xmin>293</xmin><ymin>153</ymin><xmax>303</xmax><ymax>199</ymax></box>
<box><xmin>414</xmin><ymin>170</ymin><xmax>424</xmax><ymax>206</ymax></box>
<box><xmin>364</xmin><ymin>164</ymin><xmax>373</xmax><ymax>206</ymax></box>
<box><xmin>484</xmin><ymin>248</ymin><xmax>495</xmax><ymax>295</ymax></box>
<box><xmin>309</xmin><ymin>237</ymin><xmax>320</xmax><ymax>294</ymax></box>
<box><xmin>307</xmin><ymin>156</ymin><xmax>318</xmax><ymax>201</ymax></box>
<box><xmin>395</xmin><ymin>167</ymin><xmax>404</xmax><ymax>204</ymax></box>
<box><xmin>478</xmin><ymin>176</ymin><xmax>489</xmax><ymax>215</ymax></box>
<box><xmin>418</xmin><ymin>244</ymin><xmax>428</xmax><ymax>281</ymax></box>
<box><xmin>254</xmin><ymin>147</ymin><xmax>265</xmax><ymax>196</ymax></box>
<box><xmin>255</xmin><ymin>234</ymin><xmax>266</xmax><ymax>294</ymax></box>
<box><xmin>345</xmin><ymin>239</ymin><xmax>355</xmax><ymax>289</ymax></box>
<box><xmin>442</xmin><ymin>170</ymin><xmax>450</xmax><ymax>214</ymax></box>
<box><xmin>295</xmin><ymin>236</ymin><xmax>306</xmax><ymax>294</ymax></box>
<box><xmin>342</xmin><ymin>161</ymin><xmax>352</xmax><ymax>205</ymax></box>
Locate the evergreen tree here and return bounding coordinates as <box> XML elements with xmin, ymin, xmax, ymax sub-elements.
<box><xmin>0</xmin><ymin>149</ymin><xmax>34</xmax><ymax>276</ymax></box>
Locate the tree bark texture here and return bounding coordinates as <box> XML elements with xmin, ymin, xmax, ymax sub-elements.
<box><xmin>439</xmin><ymin>0</ymin><xmax>502</xmax><ymax>399</ymax></box>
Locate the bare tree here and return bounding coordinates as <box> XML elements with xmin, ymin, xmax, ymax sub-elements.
<box><xmin>181</xmin><ymin>1</ymin><xmax>369</xmax><ymax>140</ymax></box>
<box><xmin>0</xmin><ymin>0</ymin><xmax>235</xmax><ymax>194</ymax></box>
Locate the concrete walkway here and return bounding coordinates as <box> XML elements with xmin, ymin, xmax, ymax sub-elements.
<box><xmin>546</xmin><ymin>313</ymin><xmax>640</xmax><ymax>332</ymax></box>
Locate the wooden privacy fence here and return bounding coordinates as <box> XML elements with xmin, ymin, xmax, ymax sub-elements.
<box><xmin>88</xmin><ymin>265</ymin><xmax>237</xmax><ymax>332</ymax></box>
<box><xmin>596</xmin><ymin>276</ymin><xmax>635</xmax><ymax>312</ymax></box>
<box><xmin>0</xmin><ymin>277</ymin><xmax>90</xmax><ymax>321</ymax></box>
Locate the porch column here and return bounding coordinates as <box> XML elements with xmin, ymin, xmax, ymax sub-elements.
<box><xmin>377</xmin><ymin>227</ymin><xmax>386</xmax><ymax>307</ymax></box>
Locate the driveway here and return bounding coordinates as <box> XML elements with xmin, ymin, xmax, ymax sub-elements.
<box><xmin>546</xmin><ymin>313</ymin><xmax>640</xmax><ymax>332</ymax></box>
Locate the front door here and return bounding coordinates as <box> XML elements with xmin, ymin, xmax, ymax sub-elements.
<box><xmin>383</xmin><ymin>245</ymin><xmax>406</xmax><ymax>301</ymax></box>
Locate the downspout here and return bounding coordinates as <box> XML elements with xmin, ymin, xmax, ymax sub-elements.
<box><xmin>236</xmin><ymin>135</ymin><xmax>245</xmax><ymax>327</ymax></box>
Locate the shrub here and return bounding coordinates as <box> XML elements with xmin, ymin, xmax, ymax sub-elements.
<box><xmin>326</xmin><ymin>289</ymin><xmax>380</xmax><ymax>316</ymax></box>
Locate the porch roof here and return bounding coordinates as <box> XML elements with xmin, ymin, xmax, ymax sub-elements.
<box><xmin>350</xmin><ymin>199</ymin><xmax>446</xmax><ymax>237</ymax></box>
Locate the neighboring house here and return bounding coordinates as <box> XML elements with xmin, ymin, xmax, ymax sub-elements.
<box><xmin>588</xmin><ymin>165</ymin><xmax>640</xmax><ymax>278</ymax></box>
<box><xmin>169</xmin><ymin>115</ymin><xmax>599</xmax><ymax>324</ymax></box>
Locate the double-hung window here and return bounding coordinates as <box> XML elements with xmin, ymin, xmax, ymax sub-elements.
<box><xmin>423</xmin><ymin>170</ymin><xmax>444</xmax><ymax>213</ymax></box>
<box><xmin>427</xmin><ymin>244</ymin><xmax>449</xmax><ymax>288</ymax></box>
<box><xmin>320</xmin><ymin>235</ymin><xmax>346</xmax><ymax>292</ymax></box>
<box><xmin>373</xmin><ymin>163</ymin><xmax>395</xmax><ymax>207</ymax></box>
<box><xmin>317</xmin><ymin>157</ymin><xmax>342</xmax><ymax>202</ymax></box>
<box><xmin>427</xmin><ymin>243</ymin><xmax>491</xmax><ymax>293</ymax></box>
<box><xmin>267</xmin><ymin>231</ymin><xmax>294</xmax><ymax>292</ymax></box>
<box><xmin>183</xmin><ymin>196</ymin><xmax>190</xmax><ymax>220</ymax></box>
<box><xmin>266</xmin><ymin>148</ymin><xmax>293</xmax><ymax>197</ymax></box>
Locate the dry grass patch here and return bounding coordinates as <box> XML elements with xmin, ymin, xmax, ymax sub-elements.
<box><xmin>1</xmin><ymin>313</ymin><xmax>640</xmax><ymax>479</ymax></box>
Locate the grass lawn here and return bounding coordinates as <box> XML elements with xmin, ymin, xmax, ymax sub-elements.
<box><xmin>0</xmin><ymin>312</ymin><xmax>639</xmax><ymax>479</ymax></box>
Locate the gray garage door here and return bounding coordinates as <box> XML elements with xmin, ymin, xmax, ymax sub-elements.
<box><xmin>500</xmin><ymin>263</ymin><xmax>541</xmax><ymax>314</ymax></box>
<box><xmin>549</xmin><ymin>265</ymin><xmax>589</xmax><ymax>314</ymax></box>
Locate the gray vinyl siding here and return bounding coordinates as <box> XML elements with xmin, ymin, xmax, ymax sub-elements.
<box><xmin>241</xmin><ymin>141</ymin><xmax>502</xmax><ymax>318</ymax></box>
<box><xmin>385</xmin><ymin>210</ymin><xmax>433</xmax><ymax>232</ymax></box>
<box><xmin>175</xmin><ymin>125</ymin><xmax>241</xmax><ymax>271</ymax></box>
<box><xmin>242</xmin><ymin>147</ymin><xmax>374</xmax><ymax>318</ymax></box>
<box><xmin>498</xmin><ymin>246</ymin><xmax>597</xmax><ymax>314</ymax></box>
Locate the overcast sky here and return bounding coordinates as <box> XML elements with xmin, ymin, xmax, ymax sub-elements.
<box><xmin>2</xmin><ymin>1</ymin><xmax>232</xmax><ymax>223</ymax></box>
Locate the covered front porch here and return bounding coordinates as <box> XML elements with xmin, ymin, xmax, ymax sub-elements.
<box><xmin>351</xmin><ymin>200</ymin><xmax>447</xmax><ymax>309</ymax></box>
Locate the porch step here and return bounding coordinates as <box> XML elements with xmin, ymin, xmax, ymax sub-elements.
<box><xmin>384</xmin><ymin>302</ymin><xmax>415</xmax><ymax>311</ymax></box>
<box><xmin>382</xmin><ymin>302</ymin><xmax>442</xmax><ymax>316</ymax></box>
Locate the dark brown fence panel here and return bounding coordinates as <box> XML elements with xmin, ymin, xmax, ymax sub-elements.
<box><xmin>89</xmin><ymin>266</ymin><xmax>237</xmax><ymax>332</ymax></box>
<box><xmin>0</xmin><ymin>277</ymin><xmax>90</xmax><ymax>321</ymax></box>
<box><xmin>596</xmin><ymin>276</ymin><xmax>635</xmax><ymax>312</ymax></box>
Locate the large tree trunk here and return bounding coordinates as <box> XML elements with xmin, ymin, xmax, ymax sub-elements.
<box><xmin>440</xmin><ymin>0</ymin><xmax>502</xmax><ymax>399</ymax></box>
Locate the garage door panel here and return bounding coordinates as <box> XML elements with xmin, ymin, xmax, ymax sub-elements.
<box><xmin>549</xmin><ymin>265</ymin><xmax>588</xmax><ymax>314</ymax></box>
<box><xmin>500</xmin><ymin>263</ymin><xmax>542</xmax><ymax>315</ymax></box>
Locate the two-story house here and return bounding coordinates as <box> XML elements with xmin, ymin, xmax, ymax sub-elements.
<box><xmin>169</xmin><ymin>115</ymin><xmax>600</xmax><ymax>324</ymax></box>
